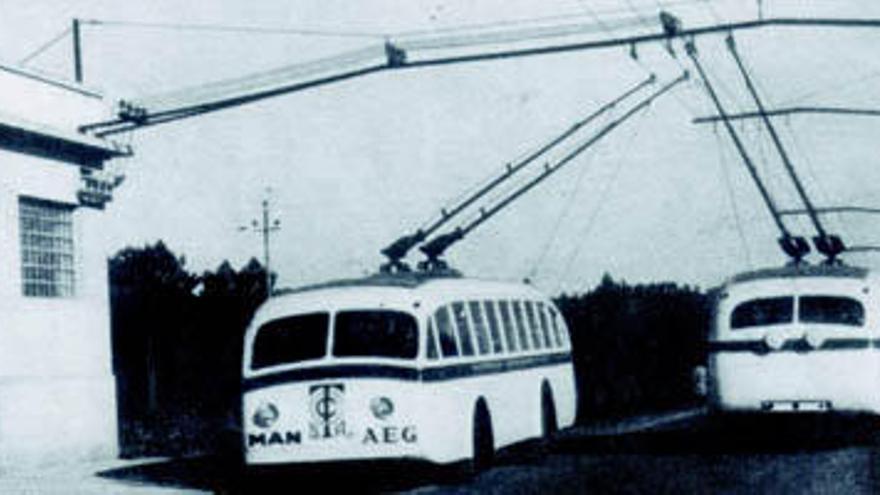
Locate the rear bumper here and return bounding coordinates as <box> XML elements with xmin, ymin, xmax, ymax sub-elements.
<box><xmin>709</xmin><ymin>350</ymin><xmax>880</xmax><ymax>414</ymax></box>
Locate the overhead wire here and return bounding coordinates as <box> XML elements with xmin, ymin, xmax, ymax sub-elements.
<box><xmin>18</xmin><ymin>26</ymin><xmax>72</xmax><ymax>65</ymax></box>
<box><xmin>778</xmin><ymin>67</ymin><xmax>880</xmax><ymax>107</ymax></box>
<box><xmin>750</xmin><ymin>17</ymin><xmax>880</xmax><ymax>248</ymax></box>
<box><xmin>688</xmin><ymin>34</ymin><xmax>753</xmax><ymax>112</ymax></box>
<box><xmin>731</xmin><ymin>39</ymin><xmax>849</xmax><ymax>252</ymax></box>
<box><xmin>624</xmin><ymin>0</ymin><xmax>654</xmax><ymax>28</ymax></box>
<box><xmin>575</xmin><ymin>0</ymin><xmax>687</xmax><ymax>117</ymax></box>
<box><xmin>751</xmin><ymin>120</ymin><xmax>794</xmax><ymax>221</ymax></box>
<box><xmin>552</xmin><ymin>105</ymin><xmax>653</xmax><ymax>294</ymax></box>
<box><xmin>525</xmin><ymin>109</ymin><xmax>612</xmax><ymax>283</ymax></box>
<box><xmin>80</xmin><ymin>19</ymin><xmax>386</xmax><ymax>39</ymax></box>
<box><xmin>748</xmin><ymin>119</ymin><xmax>784</xmax><ymax>214</ymax></box>
<box><xmin>575</xmin><ymin>0</ymin><xmax>616</xmax><ymax>33</ymax></box>
<box><xmin>781</xmin><ymin>118</ymin><xmax>855</xmax><ymax>242</ymax></box>
<box><xmin>714</xmin><ymin>123</ymin><xmax>754</xmax><ymax>268</ymax></box>
<box><xmin>749</xmin><ymin>63</ymin><xmax>841</xmax><ymax>238</ymax></box>
<box><xmin>415</xmin><ymin>76</ymin><xmax>656</xmax><ymax>236</ymax></box>
<box><xmin>397</xmin><ymin>0</ymin><xmax>715</xmax><ymax>38</ymax></box>
<box><xmin>637</xmin><ymin>44</ymin><xmax>702</xmax><ymax>118</ymax></box>
<box><xmin>576</xmin><ymin>0</ymin><xmax>689</xmax><ymax>119</ymax></box>
<box><xmin>82</xmin><ymin>0</ymin><xmax>714</xmax><ymax>44</ymax></box>
<box><xmin>419</xmin><ymin>72</ymin><xmax>688</xmax><ymax>269</ymax></box>
<box><xmin>702</xmin><ymin>0</ymin><xmax>724</xmax><ymax>24</ymax></box>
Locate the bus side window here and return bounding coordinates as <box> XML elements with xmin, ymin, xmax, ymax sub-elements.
<box><xmin>468</xmin><ymin>301</ymin><xmax>491</xmax><ymax>355</ymax></box>
<box><xmin>426</xmin><ymin>319</ymin><xmax>440</xmax><ymax>359</ymax></box>
<box><xmin>512</xmin><ymin>301</ymin><xmax>531</xmax><ymax>351</ymax></box>
<box><xmin>452</xmin><ymin>302</ymin><xmax>476</xmax><ymax>357</ymax></box>
<box><xmin>524</xmin><ymin>301</ymin><xmax>543</xmax><ymax>350</ymax></box>
<box><xmin>498</xmin><ymin>300</ymin><xmax>518</xmax><ymax>352</ymax></box>
<box><xmin>434</xmin><ymin>307</ymin><xmax>459</xmax><ymax>357</ymax></box>
<box><xmin>549</xmin><ymin>307</ymin><xmax>568</xmax><ymax>348</ymax></box>
<box><xmin>483</xmin><ymin>300</ymin><xmax>505</xmax><ymax>353</ymax></box>
<box><xmin>537</xmin><ymin>302</ymin><xmax>559</xmax><ymax>348</ymax></box>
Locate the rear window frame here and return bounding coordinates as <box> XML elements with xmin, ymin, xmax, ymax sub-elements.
<box><xmin>250</xmin><ymin>312</ymin><xmax>330</xmax><ymax>370</ymax></box>
<box><xmin>730</xmin><ymin>296</ymin><xmax>794</xmax><ymax>330</ymax></box>
<box><xmin>798</xmin><ymin>294</ymin><xmax>865</xmax><ymax>327</ymax></box>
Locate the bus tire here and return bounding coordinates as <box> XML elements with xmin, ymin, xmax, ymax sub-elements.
<box><xmin>541</xmin><ymin>381</ymin><xmax>558</xmax><ymax>440</ymax></box>
<box><xmin>471</xmin><ymin>399</ymin><xmax>494</xmax><ymax>473</ymax></box>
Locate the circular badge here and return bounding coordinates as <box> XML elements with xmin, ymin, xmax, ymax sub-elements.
<box><xmin>370</xmin><ymin>397</ymin><xmax>395</xmax><ymax>420</ymax></box>
<box><xmin>253</xmin><ymin>402</ymin><xmax>279</xmax><ymax>429</ymax></box>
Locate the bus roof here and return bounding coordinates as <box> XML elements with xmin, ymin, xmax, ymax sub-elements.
<box><xmin>261</xmin><ymin>271</ymin><xmax>551</xmax><ymax>317</ymax></box>
<box><xmin>726</xmin><ymin>264</ymin><xmax>870</xmax><ymax>286</ymax></box>
<box><xmin>273</xmin><ymin>270</ymin><xmax>463</xmax><ymax>295</ymax></box>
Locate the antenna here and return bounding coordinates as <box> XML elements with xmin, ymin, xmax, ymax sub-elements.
<box><xmin>725</xmin><ymin>34</ymin><xmax>844</xmax><ymax>263</ymax></box>
<box><xmin>685</xmin><ymin>39</ymin><xmax>810</xmax><ymax>264</ymax></box>
<box><xmin>418</xmin><ymin>72</ymin><xmax>689</xmax><ymax>270</ymax></box>
<box><xmin>379</xmin><ymin>74</ymin><xmax>657</xmax><ymax>272</ymax></box>
<box><xmin>239</xmin><ymin>189</ymin><xmax>281</xmax><ymax>296</ymax></box>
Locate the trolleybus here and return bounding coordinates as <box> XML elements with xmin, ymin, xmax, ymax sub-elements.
<box><xmin>241</xmin><ymin>272</ymin><xmax>577</xmax><ymax>468</ymax></box>
<box><xmin>707</xmin><ymin>264</ymin><xmax>879</xmax><ymax>415</ymax></box>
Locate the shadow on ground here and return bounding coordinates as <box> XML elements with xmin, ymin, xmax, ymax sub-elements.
<box><xmin>97</xmin><ymin>413</ymin><xmax>880</xmax><ymax>494</ymax></box>
<box><xmin>97</xmin><ymin>454</ymin><xmax>478</xmax><ymax>494</ymax></box>
<box><xmin>555</xmin><ymin>413</ymin><xmax>880</xmax><ymax>456</ymax></box>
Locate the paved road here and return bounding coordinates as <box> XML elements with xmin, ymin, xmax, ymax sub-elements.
<box><xmin>57</xmin><ymin>410</ymin><xmax>880</xmax><ymax>494</ymax></box>
<box><xmin>408</xmin><ymin>413</ymin><xmax>880</xmax><ymax>494</ymax></box>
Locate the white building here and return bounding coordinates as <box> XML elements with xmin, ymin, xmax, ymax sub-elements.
<box><xmin>0</xmin><ymin>63</ymin><xmax>127</xmax><ymax>469</ymax></box>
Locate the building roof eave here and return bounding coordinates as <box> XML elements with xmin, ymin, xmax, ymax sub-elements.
<box><xmin>0</xmin><ymin>112</ymin><xmax>132</xmax><ymax>167</ymax></box>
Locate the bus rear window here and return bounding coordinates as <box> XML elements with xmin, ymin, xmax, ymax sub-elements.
<box><xmin>730</xmin><ymin>297</ymin><xmax>793</xmax><ymax>329</ymax></box>
<box><xmin>799</xmin><ymin>296</ymin><xmax>865</xmax><ymax>326</ymax></box>
<box><xmin>251</xmin><ymin>313</ymin><xmax>329</xmax><ymax>369</ymax></box>
<box><xmin>333</xmin><ymin>310</ymin><xmax>419</xmax><ymax>359</ymax></box>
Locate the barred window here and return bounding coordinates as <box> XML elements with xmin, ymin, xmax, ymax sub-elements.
<box><xmin>20</xmin><ymin>197</ymin><xmax>75</xmax><ymax>298</ymax></box>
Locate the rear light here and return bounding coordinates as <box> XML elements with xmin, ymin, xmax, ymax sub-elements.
<box><xmin>805</xmin><ymin>333</ymin><xmax>824</xmax><ymax>349</ymax></box>
<box><xmin>764</xmin><ymin>333</ymin><xmax>785</xmax><ymax>351</ymax></box>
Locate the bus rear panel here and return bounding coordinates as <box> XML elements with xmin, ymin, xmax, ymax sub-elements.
<box><xmin>709</xmin><ymin>268</ymin><xmax>880</xmax><ymax>414</ymax></box>
<box><xmin>241</xmin><ymin>276</ymin><xmax>577</xmax><ymax>466</ymax></box>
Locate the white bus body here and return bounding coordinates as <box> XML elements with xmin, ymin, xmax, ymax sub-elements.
<box><xmin>241</xmin><ymin>274</ymin><xmax>577</xmax><ymax>466</ymax></box>
<box><xmin>708</xmin><ymin>265</ymin><xmax>880</xmax><ymax>414</ymax></box>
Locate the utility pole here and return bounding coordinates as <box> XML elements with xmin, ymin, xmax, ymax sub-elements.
<box><xmin>240</xmin><ymin>191</ymin><xmax>281</xmax><ymax>297</ymax></box>
<box><xmin>72</xmin><ymin>18</ymin><xmax>83</xmax><ymax>83</ymax></box>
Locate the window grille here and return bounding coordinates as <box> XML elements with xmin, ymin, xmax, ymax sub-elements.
<box><xmin>19</xmin><ymin>197</ymin><xmax>75</xmax><ymax>298</ymax></box>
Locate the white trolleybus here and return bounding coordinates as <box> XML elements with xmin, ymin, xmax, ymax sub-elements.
<box><xmin>707</xmin><ymin>264</ymin><xmax>879</xmax><ymax>415</ymax></box>
<box><xmin>241</xmin><ymin>272</ymin><xmax>577</xmax><ymax>468</ymax></box>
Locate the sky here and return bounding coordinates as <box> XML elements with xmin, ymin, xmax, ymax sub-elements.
<box><xmin>3</xmin><ymin>0</ymin><xmax>880</xmax><ymax>295</ymax></box>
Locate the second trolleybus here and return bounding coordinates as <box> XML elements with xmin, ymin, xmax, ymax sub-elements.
<box><xmin>707</xmin><ymin>264</ymin><xmax>879</xmax><ymax>415</ymax></box>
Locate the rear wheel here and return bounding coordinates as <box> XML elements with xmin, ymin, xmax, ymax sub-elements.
<box><xmin>471</xmin><ymin>399</ymin><xmax>494</xmax><ymax>473</ymax></box>
<box><xmin>541</xmin><ymin>381</ymin><xmax>558</xmax><ymax>439</ymax></box>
